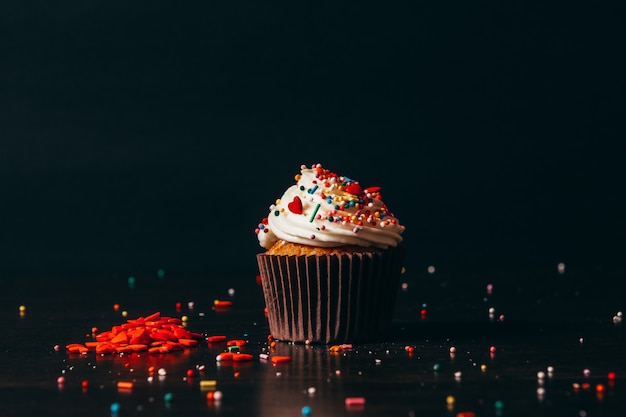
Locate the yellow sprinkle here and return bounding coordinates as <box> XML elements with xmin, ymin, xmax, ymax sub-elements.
<box><xmin>181</xmin><ymin>315</ymin><xmax>188</xmax><ymax>322</ymax></box>
<box><xmin>200</xmin><ymin>380</ymin><xmax>217</xmax><ymax>390</ymax></box>
<box><xmin>18</xmin><ymin>305</ymin><xmax>26</xmax><ymax>312</ymax></box>
<box><xmin>122</xmin><ymin>310</ymin><xmax>128</xmax><ymax>317</ymax></box>
<box><xmin>481</xmin><ymin>364</ymin><xmax>487</xmax><ymax>372</ymax></box>
<box><xmin>446</xmin><ymin>395</ymin><xmax>455</xmax><ymax>405</ymax></box>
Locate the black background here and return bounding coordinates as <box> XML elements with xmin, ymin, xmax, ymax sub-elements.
<box><xmin>1</xmin><ymin>2</ymin><xmax>624</xmax><ymax>280</ymax></box>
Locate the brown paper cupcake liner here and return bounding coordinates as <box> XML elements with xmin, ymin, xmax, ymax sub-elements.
<box><xmin>257</xmin><ymin>247</ymin><xmax>405</xmax><ymax>344</ymax></box>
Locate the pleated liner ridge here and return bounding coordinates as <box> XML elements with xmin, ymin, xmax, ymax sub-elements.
<box><xmin>256</xmin><ymin>248</ymin><xmax>405</xmax><ymax>344</ymax></box>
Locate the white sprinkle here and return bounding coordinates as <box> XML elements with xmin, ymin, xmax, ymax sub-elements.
<box><xmin>158</xmin><ymin>368</ymin><xmax>167</xmax><ymax>376</ymax></box>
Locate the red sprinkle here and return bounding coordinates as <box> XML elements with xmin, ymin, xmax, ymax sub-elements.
<box><xmin>345</xmin><ymin>397</ymin><xmax>365</xmax><ymax>407</ymax></box>
<box><xmin>214</xmin><ymin>300</ymin><xmax>232</xmax><ymax>308</ymax></box>
<box><xmin>207</xmin><ymin>335</ymin><xmax>227</xmax><ymax>343</ymax></box>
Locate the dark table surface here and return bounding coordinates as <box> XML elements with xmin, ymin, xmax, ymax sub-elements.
<box><xmin>2</xmin><ymin>263</ymin><xmax>625</xmax><ymax>417</ymax></box>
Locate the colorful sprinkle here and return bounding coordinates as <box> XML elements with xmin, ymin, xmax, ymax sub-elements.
<box><xmin>309</xmin><ymin>204</ymin><xmax>321</xmax><ymax>222</ymax></box>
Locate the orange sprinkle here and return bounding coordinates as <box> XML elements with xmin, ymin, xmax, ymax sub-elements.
<box><xmin>217</xmin><ymin>352</ymin><xmax>234</xmax><ymax>361</ymax></box>
<box><xmin>329</xmin><ymin>345</ymin><xmax>343</xmax><ymax>353</ymax></box>
<box><xmin>227</xmin><ymin>339</ymin><xmax>247</xmax><ymax>347</ymax></box>
<box><xmin>232</xmin><ymin>353</ymin><xmax>254</xmax><ymax>362</ymax></box>
<box><xmin>271</xmin><ymin>355</ymin><xmax>292</xmax><ymax>364</ymax></box>
<box><xmin>179</xmin><ymin>338</ymin><xmax>199</xmax><ymax>347</ymax></box>
<box><xmin>117</xmin><ymin>381</ymin><xmax>133</xmax><ymax>390</ymax></box>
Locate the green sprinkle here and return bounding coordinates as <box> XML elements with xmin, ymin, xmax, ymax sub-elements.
<box><xmin>309</xmin><ymin>204</ymin><xmax>321</xmax><ymax>222</ymax></box>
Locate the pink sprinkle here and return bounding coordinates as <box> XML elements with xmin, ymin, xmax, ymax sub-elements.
<box><xmin>57</xmin><ymin>376</ymin><xmax>65</xmax><ymax>384</ymax></box>
<box><xmin>489</xmin><ymin>346</ymin><xmax>496</xmax><ymax>353</ymax></box>
<box><xmin>345</xmin><ymin>397</ymin><xmax>366</xmax><ymax>407</ymax></box>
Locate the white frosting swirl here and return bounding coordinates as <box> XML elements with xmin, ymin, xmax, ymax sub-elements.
<box><xmin>256</xmin><ymin>163</ymin><xmax>405</xmax><ymax>250</ymax></box>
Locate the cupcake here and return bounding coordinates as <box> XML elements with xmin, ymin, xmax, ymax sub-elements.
<box><xmin>255</xmin><ymin>163</ymin><xmax>406</xmax><ymax>344</ymax></box>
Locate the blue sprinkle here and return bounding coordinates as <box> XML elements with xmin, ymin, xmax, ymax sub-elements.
<box><xmin>110</xmin><ymin>402</ymin><xmax>121</xmax><ymax>413</ymax></box>
<box><xmin>302</xmin><ymin>405</ymin><xmax>312</xmax><ymax>416</ymax></box>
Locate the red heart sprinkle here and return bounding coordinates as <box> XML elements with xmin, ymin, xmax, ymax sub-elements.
<box><xmin>287</xmin><ymin>196</ymin><xmax>303</xmax><ymax>214</ymax></box>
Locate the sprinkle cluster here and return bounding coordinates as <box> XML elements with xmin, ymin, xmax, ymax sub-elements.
<box><xmin>255</xmin><ymin>163</ymin><xmax>403</xmax><ymax>243</ymax></box>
